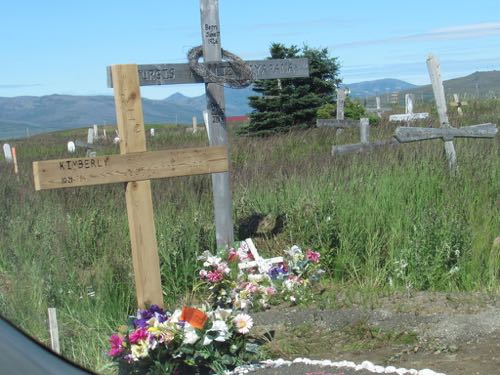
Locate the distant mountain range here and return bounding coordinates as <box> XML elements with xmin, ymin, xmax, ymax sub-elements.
<box><xmin>0</xmin><ymin>87</ymin><xmax>257</xmax><ymax>140</ymax></box>
<box><xmin>1</xmin><ymin>71</ymin><xmax>499</xmax><ymax>140</ymax></box>
<box><xmin>342</xmin><ymin>79</ymin><xmax>418</xmax><ymax>98</ymax></box>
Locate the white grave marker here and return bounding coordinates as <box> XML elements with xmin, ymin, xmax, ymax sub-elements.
<box><xmin>238</xmin><ymin>238</ymin><xmax>283</xmax><ymax>274</ymax></box>
<box><xmin>3</xmin><ymin>143</ymin><xmax>12</xmax><ymax>162</ymax></box>
<box><xmin>203</xmin><ymin>110</ymin><xmax>210</xmax><ymax>141</ymax></box>
<box><xmin>150</xmin><ymin>128</ymin><xmax>155</xmax><ymax>137</ymax></box>
<box><xmin>389</xmin><ymin>93</ymin><xmax>429</xmax><ymax>122</ymax></box>
<box><xmin>48</xmin><ymin>308</ymin><xmax>60</xmax><ymax>354</ymax></box>
<box><xmin>87</xmin><ymin>128</ymin><xmax>94</xmax><ymax>144</ymax></box>
<box><xmin>93</xmin><ymin>124</ymin><xmax>98</xmax><ymax>139</ymax></box>
<box><xmin>192</xmin><ymin>116</ymin><xmax>198</xmax><ymax>133</ymax></box>
<box><xmin>67</xmin><ymin>141</ymin><xmax>76</xmax><ymax>153</ymax></box>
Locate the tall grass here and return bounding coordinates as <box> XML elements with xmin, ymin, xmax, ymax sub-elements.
<box><xmin>0</xmin><ymin>103</ymin><xmax>498</xmax><ymax>373</ymax></box>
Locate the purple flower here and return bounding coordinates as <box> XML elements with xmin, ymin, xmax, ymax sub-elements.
<box><xmin>268</xmin><ymin>263</ymin><xmax>288</xmax><ymax>279</ymax></box>
<box><xmin>134</xmin><ymin>305</ymin><xmax>167</xmax><ymax>327</ymax></box>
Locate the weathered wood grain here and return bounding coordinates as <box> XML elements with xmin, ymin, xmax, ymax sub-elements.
<box><xmin>394</xmin><ymin>123</ymin><xmax>497</xmax><ymax>143</ymax></box>
<box><xmin>106</xmin><ymin>58</ymin><xmax>309</xmax><ymax>87</ymax></box>
<box><xmin>332</xmin><ymin>139</ymin><xmax>399</xmax><ymax>156</ymax></box>
<box><xmin>426</xmin><ymin>54</ymin><xmax>457</xmax><ymax>171</ymax></box>
<box><xmin>48</xmin><ymin>308</ymin><xmax>60</xmax><ymax>354</ymax></box>
<box><xmin>111</xmin><ymin>64</ymin><xmax>163</xmax><ymax>309</ymax></box>
<box><xmin>32</xmin><ymin>145</ymin><xmax>228</xmax><ymax>190</ymax></box>
<box><xmin>316</xmin><ymin>119</ymin><xmax>360</xmax><ymax>128</ymax></box>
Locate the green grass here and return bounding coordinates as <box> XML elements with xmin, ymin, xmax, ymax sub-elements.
<box><xmin>0</xmin><ymin>104</ymin><xmax>498</xmax><ymax>373</ymax></box>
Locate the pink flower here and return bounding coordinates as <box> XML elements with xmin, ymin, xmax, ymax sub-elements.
<box><xmin>217</xmin><ymin>262</ymin><xmax>230</xmax><ymax>274</ymax></box>
<box><xmin>207</xmin><ymin>270</ymin><xmax>224</xmax><ymax>282</ymax></box>
<box><xmin>199</xmin><ymin>269</ymin><xmax>208</xmax><ymax>279</ymax></box>
<box><xmin>228</xmin><ymin>248</ymin><xmax>238</xmax><ymax>262</ymax></box>
<box><xmin>265</xmin><ymin>287</ymin><xmax>277</xmax><ymax>295</ymax></box>
<box><xmin>129</xmin><ymin>327</ymin><xmax>148</xmax><ymax>344</ymax></box>
<box><xmin>108</xmin><ymin>334</ymin><xmax>124</xmax><ymax>357</ymax></box>
<box><xmin>244</xmin><ymin>283</ymin><xmax>258</xmax><ymax>293</ymax></box>
<box><xmin>306</xmin><ymin>249</ymin><xmax>321</xmax><ymax>263</ymax></box>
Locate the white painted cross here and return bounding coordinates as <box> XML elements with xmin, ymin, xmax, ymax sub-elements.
<box><xmin>3</xmin><ymin>143</ymin><xmax>12</xmax><ymax>162</ymax></box>
<box><xmin>87</xmin><ymin>128</ymin><xmax>94</xmax><ymax>145</ymax></box>
<box><xmin>365</xmin><ymin>96</ymin><xmax>390</xmax><ymax>118</ymax></box>
<box><xmin>389</xmin><ymin>93</ymin><xmax>429</xmax><ymax>122</ymax></box>
<box><xmin>450</xmin><ymin>93</ymin><xmax>468</xmax><ymax>117</ymax></box>
<box><xmin>238</xmin><ymin>238</ymin><xmax>283</xmax><ymax>274</ymax></box>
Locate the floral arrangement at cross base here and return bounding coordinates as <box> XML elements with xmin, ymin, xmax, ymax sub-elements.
<box><xmin>107</xmin><ymin>304</ymin><xmax>261</xmax><ymax>375</ymax></box>
<box><xmin>197</xmin><ymin>240</ymin><xmax>324</xmax><ymax>311</ymax></box>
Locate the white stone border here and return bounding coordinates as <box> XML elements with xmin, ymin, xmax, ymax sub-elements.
<box><xmin>226</xmin><ymin>358</ymin><xmax>446</xmax><ymax>375</ymax></box>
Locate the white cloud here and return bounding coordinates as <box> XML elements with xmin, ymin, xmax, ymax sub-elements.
<box><xmin>331</xmin><ymin>22</ymin><xmax>500</xmax><ymax>48</ymax></box>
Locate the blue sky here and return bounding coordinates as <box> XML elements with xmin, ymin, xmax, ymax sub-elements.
<box><xmin>1</xmin><ymin>0</ymin><xmax>499</xmax><ymax>100</ymax></box>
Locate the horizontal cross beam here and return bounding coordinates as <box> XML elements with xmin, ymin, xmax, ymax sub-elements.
<box><xmin>332</xmin><ymin>139</ymin><xmax>399</xmax><ymax>156</ymax></box>
<box><xmin>33</xmin><ymin>145</ymin><xmax>228</xmax><ymax>190</ymax></box>
<box><xmin>107</xmin><ymin>58</ymin><xmax>310</xmax><ymax>87</ymax></box>
<box><xmin>394</xmin><ymin>123</ymin><xmax>497</xmax><ymax>143</ymax></box>
<box><xmin>316</xmin><ymin>118</ymin><xmax>360</xmax><ymax>129</ymax></box>
<box><xmin>389</xmin><ymin>113</ymin><xmax>429</xmax><ymax>122</ymax></box>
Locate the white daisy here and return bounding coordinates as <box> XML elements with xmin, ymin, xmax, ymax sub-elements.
<box><xmin>234</xmin><ymin>313</ymin><xmax>253</xmax><ymax>334</ymax></box>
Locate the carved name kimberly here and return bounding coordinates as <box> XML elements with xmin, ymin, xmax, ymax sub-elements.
<box><xmin>33</xmin><ymin>146</ymin><xmax>228</xmax><ymax>191</ymax></box>
<box><xmin>58</xmin><ymin>157</ymin><xmax>109</xmax><ymax>170</ymax></box>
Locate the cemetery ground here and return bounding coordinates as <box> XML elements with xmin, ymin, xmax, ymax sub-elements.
<box><xmin>0</xmin><ymin>99</ymin><xmax>498</xmax><ymax>374</ymax></box>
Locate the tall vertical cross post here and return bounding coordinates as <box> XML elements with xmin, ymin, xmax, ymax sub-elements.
<box><xmin>106</xmin><ymin>0</ymin><xmax>309</xmax><ymax>247</ymax></box>
<box><xmin>427</xmin><ymin>54</ymin><xmax>457</xmax><ymax>171</ymax></box>
<box><xmin>33</xmin><ymin>65</ymin><xmax>229</xmax><ymax>308</ymax></box>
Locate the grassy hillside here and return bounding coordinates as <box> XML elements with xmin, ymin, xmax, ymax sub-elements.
<box><xmin>0</xmin><ymin>106</ymin><xmax>498</xmax><ymax>373</ymax></box>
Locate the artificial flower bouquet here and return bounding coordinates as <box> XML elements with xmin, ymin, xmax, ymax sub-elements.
<box><xmin>197</xmin><ymin>240</ymin><xmax>324</xmax><ymax>310</ymax></box>
<box><xmin>107</xmin><ymin>304</ymin><xmax>261</xmax><ymax>374</ymax></box>
<box><xmin>268</xmin><ymin>245</ymin><xmax>324</xmax><ymax>304</ymax></box>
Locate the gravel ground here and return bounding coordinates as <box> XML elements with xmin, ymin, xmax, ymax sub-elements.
<box><xmin>244</xmin><ymin>292</ymin><xmax>499</xmax><ymax>375</ymax></box>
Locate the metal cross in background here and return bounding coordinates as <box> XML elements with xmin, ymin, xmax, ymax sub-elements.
<box><xmin>106</xmin><ymin>0</ymin><xmax>310</xmax><ymax>247</ymax></box>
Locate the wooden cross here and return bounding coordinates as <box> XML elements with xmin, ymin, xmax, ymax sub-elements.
<box><xmin>238</xmin><ymin>238</ymin><xmax>283</xmax><ymax>274</ymax></box>
<box><xmin>336</xmin><ymin>88</ymin><xmax>347</xmax><ymax>121</ymax></box>
<box><xmin>33</xmin><ymin>65</ymin><xmax>229</xmax><ymax>308</ymax></box>
<box><xmin>365</xmin><ymin>96</ymin><xmax>390</xmax><ymax>118</ymax></box>
<box><xmin>394</xmin><ymin>55</ymin><xmax>498</xmax><ymax>171</ymax></box>
<box><xmin>450</xmin><ymin>93</ymin><xmax>468</xmax><ymax>117</ymax></box>
<box><xmin>331</xmin><ymin>118</ymin><xmax>399</xmax><ymax>156</ymax></box>
<box><xmin>106</xmin><ymin>0</ymin><xmax>309</xmax><ymax>247</ymax></box>
<box><xmin>389</xmin><ymin>93</ymin><xmax>429</xmax><ymax>123</ymax></box>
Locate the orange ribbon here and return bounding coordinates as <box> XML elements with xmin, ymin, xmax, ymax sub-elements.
<box><xmin>180</xmin><ymin>307</ymin><xmax>208</xmax><ymax>330</ymax></box>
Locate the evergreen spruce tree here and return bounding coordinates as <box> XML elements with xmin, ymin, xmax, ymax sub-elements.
<box><xmin>242</xmin><ymin>43</ymin><xmax>341</xmax><ymax>135</ymax></box>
